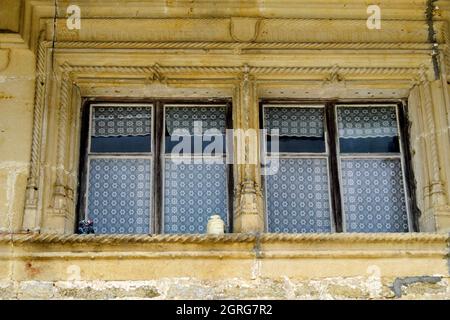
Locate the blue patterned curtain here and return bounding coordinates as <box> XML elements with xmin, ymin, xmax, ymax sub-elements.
<box><xmin>164</xmin><ymin>160</ymin><xmax>228</xmax><ymax>233</ymax></box>
<box><xmin>341</xmin><ymin>159</ymin><xmax>408</xmax><ymax>232</ymax></box>
<box><xmin>87</xmin><ymin>158</ymin><xmax>152</xmax><ymax>234</ymax></box>
<box><xmin>337</xmin><ymin>106</ymin><xmax>398</xmax><ymax>139</ymax></box>
<box><xmin>264</xmin><ymin>107</ymin><xmax>324</xmax><ymax>137</ymax></box>
<box><xmin>266</xmin><ymin>158</ymin><xmax>331</xmax><ymax>233</ymax></box>
<box><xmin>92</xmin><ymin>106</ymin><xmax>152</xmax><ymax>137</ymax></box>
<box><xmin>165</xmin><ymin>106</ymin><xmax>226</xmax><ymax>135</ymax></box>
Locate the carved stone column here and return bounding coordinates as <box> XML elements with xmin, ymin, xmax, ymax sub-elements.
<box><xmin>414</xmin><ymin>67</ymin><xmax>450</xmax><ymax>232</ymax></box>
<box><xmin>46</xmin><ymin>63</ymin><xmax>76</xmax><ymax>234</ymax></box>
<box><xmin>233</xmin><ymin>66</ymin><xmax>264</xmax><ymax>233</ymax></box>
<box><xmin>22</xmin><ymin>32</ymin><xmax>48</xmax><ymax>232</ymax></box>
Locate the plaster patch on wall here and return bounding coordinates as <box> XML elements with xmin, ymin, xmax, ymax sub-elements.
<box><xmin>282</xmin><ymin>276</ymin><xmax>296</xmax><ymax>299</ymax></box>
<box><xmin>251</xmin><ymin>259</ymin><xmax>262</xmax><ymax>280</ymax></box>
<box><xmin>366</xmin><ymin>265</ymin><xmax>383</xmax><ymax>298</ymax></box>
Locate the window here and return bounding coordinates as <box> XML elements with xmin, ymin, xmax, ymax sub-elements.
<box><xmin>78</xmin><ymin>102</ymin><xmax>232</xmax><ymax>234</ymax></box>
<box><xmin>263</xmin><ymin>105</ymin><xmax>332</xmax><ymax>233</ymax></box>
<box><xmin>262</xmin><ymin>102</ymin><xmax>414</xmax><ymax>233</ymax></box>
<box><xmin>163</xmin><ymin>105</ymin><xmax>231</xmax><ymax>233</ymax></box>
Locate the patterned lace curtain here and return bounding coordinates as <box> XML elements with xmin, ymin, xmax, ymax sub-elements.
<box><xmin>337</xmin><ymin>106</ymin><xmax>398</xmax><ymax>139</ymax></box>
<box><xmin>264</xmin><ymin>107</ymin><xmax>324</xmax><ymax>137</ymax></box>
<box><xmin>87</xmin><ymin>158</ymin><xmax>152</xmax><ymax>234</ymax></box>
<box><xmin>92</xmin><ymin>106</ymin><xmax>152</xmax><ymax>137</ymax></box>
<box><xmin>164</xmin><ymin>161</ymin><xmax>228</xmax><ymax>233</ymax></box>
<box><xmin>266</xmin><ymin>158</ymin><xmax>331</xmax><ymax>233</ymax></box>
<box><xmin>341</xmin><ymin>159</ymin><xmax>408</xmax><ymax>232</ymax></box>
<box><xmin>165</xmin><ymin>106</ymin><xmax>226</xmax><ymax>136</ymax></box>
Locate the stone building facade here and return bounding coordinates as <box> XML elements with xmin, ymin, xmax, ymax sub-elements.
<box><xmin>0</xmin><ymin>0</ymin><xmax>450</xmax><ymax>299</ymax></box>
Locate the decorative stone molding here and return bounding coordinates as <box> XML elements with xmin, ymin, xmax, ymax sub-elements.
<box><xmin>0</xmin><ymin>233</ymin><xmax>448</xmax><ymax>282</ymax></box>
<box><xmin>20</xmin><ymin>12</ymin><xmax>450</xmax><ymax>234</ymax></box>
<box><xmin>233</xmin><ymin>67</ymin><xmax>264</xmax><ymax>233</ymax></box>
<box><xmin>50</xmin><ymin>18</ymin><xmax>443</xmax><ymax>45</ymax></box>
<box><xmin>55</xmin><ymin>63</ymin><xmax>425</xmax><ymax>81</ymax></box>
<box><xmin>0</xmin><ymin>232</ymin><xmax>447</xmax><ymax>245</ymax></box>
<box><xmin>50</xmin><ymin>40</ymin><xmax>433</xmax><ymax>51</ymax></box>
<box><xmin>418</xmin><ymin>68</ymin><xmax>446</xmax><ymax>202</ymax></box>
<box><xmin>23</xmin><ymin>53</ymin><xmax>438</xmax><ymax>234</ymax></box>
<box><xmin>230</xmin><ymin>17</ymin><xmax>261</xmax><ymax>42</ymax></box>
<box><xmin>408</xmin><ymin>66</ymin><xmax>450</xmax><ymax>232</ymax></box>
<box><xmin>22</xmin><ymin>32</ymin><xmax>50</xmax><ymax>232</ymax></box>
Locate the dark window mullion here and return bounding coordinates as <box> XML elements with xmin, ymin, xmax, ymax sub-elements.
<box><xmin>325</xmin><ymin>102</ymin><xmax>343</xmax><ymax>233</ymax></box>
<box><xmin>153</xmin><ymin>101</ymin><xmax>164</xmax><ymax>234</ymax></box>
<box><xmin>226</xmin><ymin>101</ymin><xmax>234</xmax><ymax>233</ymax></box>
<box><xmin>397</xmin><ymin>101</ymin><xmax>420</xmax><ymax>232</ymax></box>
<box><xmin>75</xmin><ymin>101</ymin><xmax>92</xmax><ymax>231</ymax></box>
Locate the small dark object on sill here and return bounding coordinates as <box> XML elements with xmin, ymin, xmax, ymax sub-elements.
<box><xmin>78</xmin><ymin>219</ymin><xmax>95</xmax><ymax>234</ymax></box>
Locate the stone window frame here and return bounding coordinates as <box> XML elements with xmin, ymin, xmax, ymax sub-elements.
<box><xmin>20</xmin><ymin>35</ymin><xmax>450</xmax><ymax>234</ymax></box>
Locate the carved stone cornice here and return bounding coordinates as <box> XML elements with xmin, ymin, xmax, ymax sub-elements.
<box><xmin>48</xmin><ymin>18</ymin><xmax>443</xmax><ymax>45</ymax></box>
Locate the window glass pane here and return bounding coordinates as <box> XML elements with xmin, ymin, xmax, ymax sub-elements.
<box><xmin>341</xmin><ymin>159</ymin><xmax>408</xmax><ymax>232</ymax></box>
<box><xmin>165</xmin><ymin>106</ymin><xmax>226</xmax><ymax>154</ymax></box>
<box><xmin>164</xmin><ymin>160</ymin><xmax>228</xmax><ymax>233</ymax></box>
<box><xmin>266</xmin><ymin>158</ymin><xmax>331</xmax><ymax>233</ymax></box>
<box><xmin>264</xmin><ymin>107</ymin><xmax>325</xmax><ymax>153</ymax></box>
<box><xmin>91</xmin><ymin>106</ymin><xmax>152</xmax><ymax>153</ymax></box>
<box><xmin>337</xmin><ymin>106</ymin><xmax>399</xmax><ymax>153</ymax></box>
<box><xmin>87</xmin><ymin>158</ymin><xmax>152</xmax><ymax>234</ymax></box>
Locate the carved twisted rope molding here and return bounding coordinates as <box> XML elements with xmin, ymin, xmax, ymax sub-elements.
<box><xmin>25</xmin><ymin>32</ymin><xmax>47</xmax><ymax>208</ymax></box>
<box><xmin>0</xmin><ymin>233</ymin><xmax>446</xmax><ymax>245</ymax></box>
<box><xmin>47</xmin><ymin>41</ymin><xmax>433</xmax><ymax>51</ymax></box>
<box><xmin>66</xmin><ymin>64</ymin><xmax>424</xmax><ymax>77</ymax></box>
<box><xmin>441</xmin><ymin>26</ymin><xmax>450</xmax><ymax>78</ymax></box>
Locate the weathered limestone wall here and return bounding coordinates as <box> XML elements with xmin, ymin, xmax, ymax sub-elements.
<box><xmin>0</xmin><ymin>35</ymin><xmax>35</xmax><ymax>233</ymax></box>
<box><xmin>0</xmin><ymin>233</ymin><xmax>449</xmax><ymax>299</ymax></box>
<box><xmin>2</xmin><ymin>277</ymin><xmax>450</xmax><ymax>300</ymax></box>
<box><xmin>0</xmin><ymin>0</ymin><xmax>450</xmax><ymax>299</ymax></box>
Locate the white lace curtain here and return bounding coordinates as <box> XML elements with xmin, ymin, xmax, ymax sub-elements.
<box><xmin>264</xmin><ymin>106</ymin><xmax>324</xmax><ymax>137</ymax></box>
<box><xmin>92</xmin><ymin>106</ymin><xmax>152</xmax><ymax>137</ymax></box>
<box><xmin>338</xmin><ymin>106</ymin><xmax>398</xmax><ymax>139</ymax></box>
<box><xmin>165</xmin><ymin>106</ymin><xmax>226</xmax><ymax>135</ymax></box>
